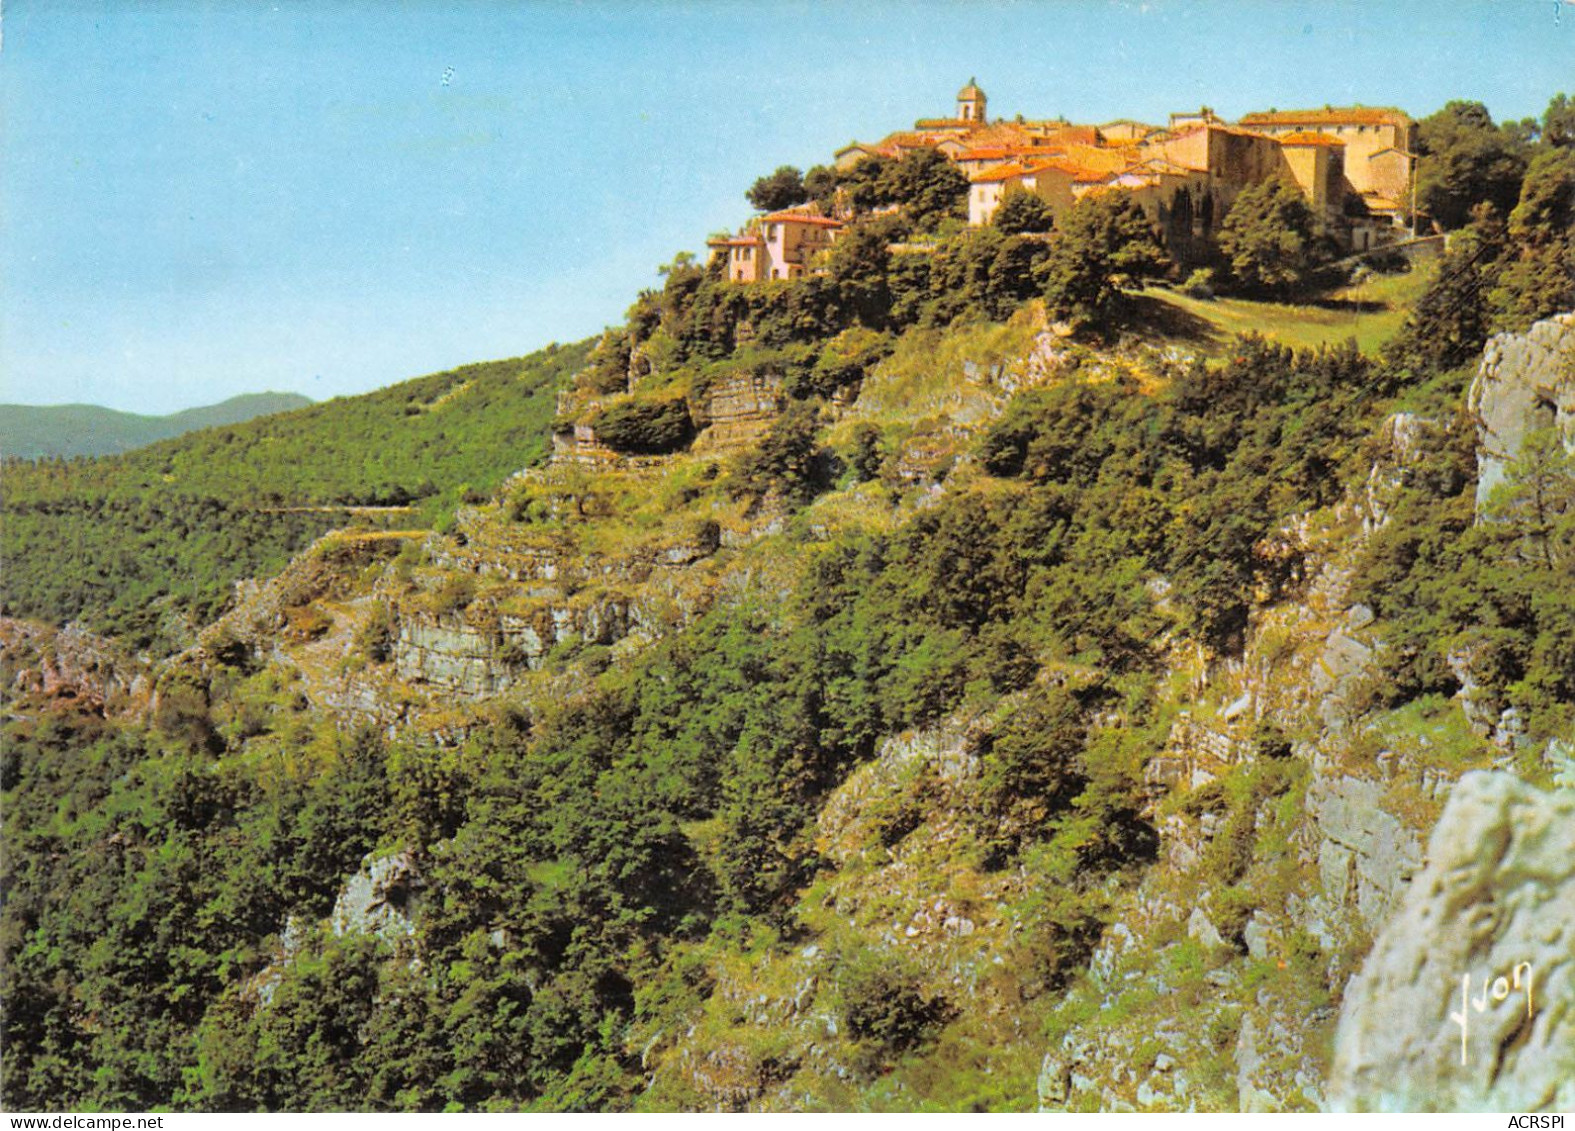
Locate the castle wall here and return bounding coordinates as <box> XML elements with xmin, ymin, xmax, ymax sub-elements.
<box><xmin>1248</xmin><ymin>120</ymin><xmax>1414</xmax><ymax>200</ymax></box>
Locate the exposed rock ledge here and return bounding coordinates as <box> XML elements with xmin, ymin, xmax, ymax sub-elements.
<box><xmin>0</xmin><ymin>617</ymin><xmax>152</xmax><ymax>718</ymax></box>
<box><xmin>1328</xmin><ymin>771</ymin><xmax>1575</xmax><ymax>1112</ymax></box>
<box><xmin>1468</xmin><ymin>311</ymin><xmax>1575</xmax><ymax>512</ymax></box>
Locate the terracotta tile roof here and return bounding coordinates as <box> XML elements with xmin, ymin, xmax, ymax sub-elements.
<box><xmin>1040</xmin><ymin>158</ymin><xmax>1110</xmax><ymax>181</ymax></box>
<box><xmin>839</xmin><ymin>130</ymin><xmax>956</xmax><ymax>160</ymax></box>
<box><xmin>1163</xmin><ymin>122</ymin><xmax>1278</xmax><ymax>152</ymax></box>
<box><xmin>1279</xmin><ymin>131</ymin><xmax>1347</xmax><ymax>147</ymax></box>
<box><xmin>762</xmin><ymin>210</ymin><xmax>844</xmax><ymax>228</ymax></box>
<box><xmin>880</xmin><ymin>130</ymin><xmax>950</xmax><ymax>148</ymax></box>
<box><xmin>1239</xmin><ymin>106</ymin><xmax>1411</xmax><ymax>128</ymax></box>
<box><xmin>970</xmin><ymin>161</ymin><xmax>1042</xmax><ymax>184</ymax></box>
<box><xmin>960</xmin><ymin>122</ymin><xmax>1038</xmax><ymax>147</ymax></box>
<box><xmin>1058</xmin><ymin>143</ymin><xmax>1141</xmax><ymax>173</ymax></box>
<box><xmin>834</xmin><ymin>142</ymin><xmax>885</xmax><ymax>159</ymax></box>
<box><xmin>1361</xmin><ymin>192</ymin><xmax>1405</xmax><ymax>213</ymax></box>
<box><xmin>957</xmin><ymin>144</ymin><xmax>1058</xmax><ymax>161</ymax></box>
<box><xmin>972</xmin><ymin>158</ymin><xmax>1104</xmax><ymax>185</ymax></box>
<box><xmin>1119</xmin><ymin>157</ymin><xmax>1194</xmax><ymax>177</ymax></box>
<box><xmin>914</xmin><ymin>117</ymin><xmax>974</xmax><ymax>129</ymax></box>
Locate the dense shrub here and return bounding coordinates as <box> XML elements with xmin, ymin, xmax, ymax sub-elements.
<box><xmin>592</xmin><ymin>396</ymin><xmax>696</xmax><ymax>455</ymax></box>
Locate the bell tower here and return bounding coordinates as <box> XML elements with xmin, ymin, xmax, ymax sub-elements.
<box><xmin>956</xmin><ymin>78</ymin><xmax>987</xmax><ymax>124</ymax></box>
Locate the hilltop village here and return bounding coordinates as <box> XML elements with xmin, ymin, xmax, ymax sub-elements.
<box><xmin>710</xmin><ymin>80</ymin><xmax>1417</xmax><ymax>282</ymax></box>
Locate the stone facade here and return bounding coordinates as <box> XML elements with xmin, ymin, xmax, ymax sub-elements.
<box><xmin>1238</xmin><ymin>107</ymin><xmax>1416</xmax><ymax>208</ymax></box>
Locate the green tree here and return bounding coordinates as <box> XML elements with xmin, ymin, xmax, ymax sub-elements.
<box><xmin>1481</xmin><ymin>427</ymin><xmax>1575</xmax><ymax>571</ymax></box>
<box><xmin>831</xmin><ymin>156</ymin><xmax>893</xmax><ymax>215</ymax></box>
<box><xmin>1415</xmin><ymin>100</ymin><xmax>1529</xmax><ymax>230</ymax></box>
<box><xmin>1217</xmin><ymin>177</ymin><xmax>1332</xmax><ymax>297</ymax></box>
<box><xmin>836</xmin><ymin>949</ymin><xmax>951</xmax><ymax>1071</ymax></box>
<box><xmin>846</xmin><ymin>422</ymin><xmax>884</xmax><ymax>483</ymax></box>
<box><xmin>1039</xmin><ymin>192</ymin><xmax>1169</xmax><ymax>331</ymax></box>
<box><xmin>803</xmin><ymin>163</ymin><xmax>841</xmax><ymax>213</ymax></box>
<box><xmin>875</xmin><ymin>148</ymin><xmax>968</xmax><ymax>229</ymax></box>
<box><xmin>1488</xmin><ymin>146</ymin><xmax>1575</xmax><ymax>330</ymax></box>
<box><xmin>1389</xmin><ymin>203</ymin><xmax>1506</xmax><ymax>370</ymax></box>
<box><xmin>978</xmin><ymin>685</ymin><xmax>1089</xmax><ymax>848</ymax></box>
<box><xmin>591</xmin><ymin>396</ymin><xmax>696</xmax><ymax>455</ymax></box>
<box><xmin>729</xmin><ymin>400</ymin><xmax>829</xmax><ymax>508</ymax></box>
<box><xmin>746</xmin><ymin>165</ymin><xmax>808</xmax><ymax>213</ymax></box>
<box><xmin>993</xmin><ymin>190</ymin><xmax>1055</xmax><ymax>234</ymax></box>
<box><xmin>826</xmin><ymin>218</ymin><xmax>898</xmax><ymax>329</ymax></box>
<box><xmin>1542</xmin><ymin>92</ymin><xmax>1575</xmax><ymax>148</ymax></box>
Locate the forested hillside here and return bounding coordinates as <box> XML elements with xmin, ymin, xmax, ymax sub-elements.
<box><xmin>2</xmin><ymin>94</ymin><xmax>1572</xmax><ymax>1113</ymax></box>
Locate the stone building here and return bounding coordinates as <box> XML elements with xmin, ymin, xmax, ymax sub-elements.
<box><xmin>967</xmin><ymin>159</ymin><xmax>1083</xmax><ymax>226</ymax></box>
<box><xmin>955</xmin><ymin>78</ymin><xmax>987</xmax><ymax>125</ymax></box>
<box><xmin>1238</xmin><ymin>106</ymin><xmax>1416</xmax><ymax>222</ymax></box>
<box><xmin>1276</xmin><ymin>130</ymin><xmax>1348</xmax><ymax>223</ymax></box>
<box><xmin>707</xmin><ymin>208</ymin><xmax>844</xmax><ymax>283</ymax></box>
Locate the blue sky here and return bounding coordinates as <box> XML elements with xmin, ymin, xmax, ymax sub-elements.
<box><xmin>3</xmin><ymin>0</ymin><xmax>1572</xmax><ymax>414</ymax></box>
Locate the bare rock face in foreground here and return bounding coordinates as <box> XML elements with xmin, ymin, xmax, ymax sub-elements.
<box><xmin>1328</xmin><ymin>772</ymin><xmax>1575</xmax><ymax>1111</ymax></box>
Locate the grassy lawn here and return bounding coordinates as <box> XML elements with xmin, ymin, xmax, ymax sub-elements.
<box><xmin>1132</xmin><ymin>259</ymin><xmax>1437</xmax><ymax>357</ymax></box>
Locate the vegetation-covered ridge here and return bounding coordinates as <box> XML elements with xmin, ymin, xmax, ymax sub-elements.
<box><xmin>2</xmin><ymin>91</ymin><xmax>1572</xmax><ymax>1113</ymax></box>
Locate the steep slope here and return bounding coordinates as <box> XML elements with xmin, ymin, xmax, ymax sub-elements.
<box><xmin>0</xmin><ymin>393</ymin><xmax>313</xmax><ymax>459</ymax></box>
<box><xmin>4</xmin><ymin>243</ymin><xmax>1571</xmax><ymax>1109</ymax></box>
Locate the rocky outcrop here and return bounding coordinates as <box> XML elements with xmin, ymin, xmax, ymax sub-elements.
<box><xmin>892</xmin><ymin>424</ymin><xmax>968</xmax><ymax>486</ymax></box>
<box><xmin>1144</xmin><ymin>714</ymin><xmax>1251</xmax><ymax>799</ymax></box>
<box><xmin>392</xmin><ymin>597</ymin><xmax>640</xmax><ymax>695</ymax></box>
<box><xmin>202</xmin><ymin>530</ymin><xmax>415</xmax><ymax>659</ymax></box>
<box><xmin>1305</xmin><ymin>771</ymin><xmax>1422</xmax><ymax>932</ymax></box>
<box><xmin>1363</xmin><ymin>413</ymin><xmax>1434</xmax><ymax>531</ymax></box>
<box><xmin>0</xmin><ymin>617</ymin><xmax>152</xmax><ymax>718</ymax></box>
<box><xmin>331</xmin><ymin>851</ymin><xmax>425</xmax><ymax>943</ymax></box>
<box><xmin>695</xmin><ymin>372</ymin><xmax>782</xmax><ymax>450</ymax></box>
<box><xmin>1327</xmin><ymin>772</ymin><xmax>1575</xmax><ymax>1112</ymax></box>
<box><xmin>1468</xmin><ymin>312</ymin><xmax>1575</xmax><ymax>512</ymax></box>
<box><xmin>429</xmin><ymin>531</ymin><xmax>716</xmax><ymax>588</ymax></box>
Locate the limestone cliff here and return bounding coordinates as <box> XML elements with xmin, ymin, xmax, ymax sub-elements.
<box><xmin>1328</xmin><ymin>772</ymin><xmax>1575</xmax><ymax>1112</ymax></box>
<box><xmin>1469</xmin><ymin>311</ymin><xmax>1575</xmax><ymax>511</ymax></box>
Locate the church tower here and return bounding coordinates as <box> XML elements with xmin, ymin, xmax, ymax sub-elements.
<box><xmin>956</xmin><ymin>78</ymin><xmax>987</xmax><ymax>124</ymax></box>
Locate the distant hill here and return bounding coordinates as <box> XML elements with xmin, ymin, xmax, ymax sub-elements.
<box><xmin>0</xmin><ymin>392</ymin><xmax>315</xmax><ymax>458</ymax></box>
